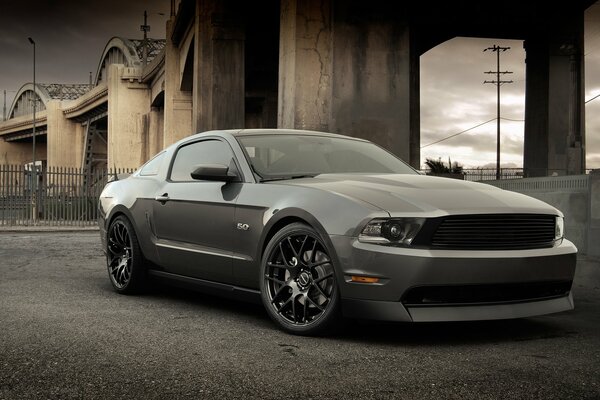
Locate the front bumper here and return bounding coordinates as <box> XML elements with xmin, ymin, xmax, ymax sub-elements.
<box><xmin>329</xmin><ymin>235</ymin><xmax>577</xmax><ymax>322</ymax></box>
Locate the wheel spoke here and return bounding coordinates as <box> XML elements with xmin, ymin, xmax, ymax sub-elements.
<box><xmin>266</xmin><ymin>275</ymin><xmax>285</xmax><ymax>285</ymax></box>
<box><xmin>298</xmin><ymin>235</ymin><xmax>308</xmax><ymax>258</ymax></box>
<box><xmin>271</xmin><ymin>283</ymin><xmax>290</xmax><ymax>303</ymax></box>
<box><xmin>109</xmin><ymin>261</ymin><xmax>119</xmax><ymax>275</ymax></box>
<box><xmin>309</xmin><ymin>239</ymin><xmax>318</xmax><ymax>263</ymax></box>
<box><xmin>287</xmin><ymin>236</ymin><xmax>300</xmax><ymax>259</ymax></box>
<box><xmin>276</xmin><ymin>296</ymin><xmax>292</xmax><ymax>314</ymax></box>
<box><xmin>291</xmin><ymin>295</ymin><xmax>297</xmax><ymax>323</ymax></box>
<box><xmin>267</xmin><ymin>261</ymin><xmax>293</xmax><ymax>270</ymax></box>
<box><xmin>302</xmin><ymin>295</ymin><xmax>309</xmax><ymax>322</ymax></box>
<box><xmin>309</xmin><ymin>259</ymin><xmax>331</xmax><ymax>268</ymax></box>
<box><xmin>278</xmin><ymin>243</ymin><xmax>289</xmax><ymax>266</ymax></box>
<box><xmin>311</xmin><ymin>281</ymin><xmax>329</xmax><ymax>299</ymax></box>
<box><xmin>306</xmin><ymin>296</ymin><xmax>324</xmax><ymax>311</ymax></box>
<box><xmin>314</xmin><ymin>273</ymin><xmax>333</xmax><ymax>284</ymax></box>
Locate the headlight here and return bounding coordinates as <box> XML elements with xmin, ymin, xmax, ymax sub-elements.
<box><xmin>359</xmin><ymin>218</ymin><xmax>425</xmax><ymax>246</ymax></box>
<box><xmin>555</xmin><ymin>216</ymin><xmax>564</xmax><ymax>241</ymax></box>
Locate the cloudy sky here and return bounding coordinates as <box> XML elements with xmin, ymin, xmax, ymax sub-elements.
<box><xmin>1</xmin><ymin>1</ymin><xmax>599</xmax><ymax>169</ymax></box>
<box><xmin>0</xmin><ymin>0</ymin><xmax>168</xmax><ymax>105</ymax></box>
<box><xmin>420</xmin><ymin>2</ymin><xmax>600</xmax><ymax>169</ymax></box>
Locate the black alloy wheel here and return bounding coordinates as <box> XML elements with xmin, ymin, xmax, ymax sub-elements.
<box><xmin>261</xmin><ymin>223</ymin><xmax>340</xmax><ymax>335</ymax></box>
<box><xmin>106</xmin><ymin>215</ymin><xmax>146</xmax><ymax>294</ymax></box>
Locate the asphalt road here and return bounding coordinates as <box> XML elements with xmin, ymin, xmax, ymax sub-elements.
<box><xmin>1</xmin><ymin>232</ymin><xmax>599</xmax><ymax>400</ymax></box>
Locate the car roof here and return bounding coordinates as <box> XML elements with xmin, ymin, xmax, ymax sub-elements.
<box><xmin>191</xmin><ymin>128</ymin><xmax>369</xmax><ymax>142</ymax></box>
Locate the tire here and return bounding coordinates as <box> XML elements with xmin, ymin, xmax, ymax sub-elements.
<box><xmin>260</xmin><ymin>222</ymin><xmax>341</xmax><ymax>335</ymax></box>
<box><xmin>106</xmin><ymin>215</ymin><xmax>147</xmax><ymax>294</ymax></box>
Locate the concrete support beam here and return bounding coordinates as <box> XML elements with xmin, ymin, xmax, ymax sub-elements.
<box><xmin>277</xmin><ymin>0</ymin><xmax>420</xmax><ymax>167</ymax></box>
<box><xmin>164</xmin><ymin>18</ymin><xmax>193</xmax><ymax>146</ymax></box>
<box><xmin>107</xmin><ymin>64</ymin><xmax>151</xmax><ymax>169</ymax></box>
<box><xmin>46</xmin><ymin>100</ymin><xmax>81</xmax><ymax>168</ymax></box>
<box><xmin>524</xmin><ymin>12</ymin><xmax>586</xmax><ymax>177</ymax></box>
<box><xmin>194</xmin><ymin>0</ymin><xmax>245</xmax><ymax>132</ymax></box>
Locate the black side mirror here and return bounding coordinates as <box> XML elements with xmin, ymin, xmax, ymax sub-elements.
<box><xmin>190</xmin><ymin>164</ymin><xmax>238</xmax><ymax>182</ymax></box>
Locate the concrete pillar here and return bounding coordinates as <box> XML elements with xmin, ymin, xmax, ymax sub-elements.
<box><xmin>278</xmin><ymin>0</ymin><xmax>332</xmax><ymax>131</ymax></box>
<box><xmin>164</xmin><ymin>18</ymin><xmax>193</xmax><ymax>146</ymax></box>
<box><xmin>194</xmin><ymin>0</ymin><xmax>245</xmax><ymax>132</ymax></box>
<box><xmin>107</xmin><ymin>64</ymin><xmax>151</xmax><ymax>169</ymax></box>
<box><xmin>45</xmin><ymin>100</ymin><xmax>79</xmax><ymax>168</ymax></box>
<box><xmin>278</xmin><ymin>0</ymin><xmax>420</xmax><ymax>167</ymax></box>
<box><xmin>524</xmin><ymin>12</ymin><xmax>585</xmax><ymax>177</ymax></box>
<box><xmin>330</xmin><ymin>0</ymin><xmax>419</xmax><ymax>166</ymax></box>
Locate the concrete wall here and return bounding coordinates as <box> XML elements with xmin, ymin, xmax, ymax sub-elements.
<box><xmin>484</xmin><ymin>172</ymin><xmax>600</xmax><ymax>256</ymax></box>
<box><xmin>0</xmin><ymin>140</ymin><xmax>46</xmax><ymax>166</ymax></box>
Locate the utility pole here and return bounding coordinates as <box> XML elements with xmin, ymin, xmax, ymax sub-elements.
<box><xmin>2</xmin><ymin>90</ymin><xmax>6</xmax><ymax>121</ymax></box>
<box><xmin>484</xmin><ymin>45</ymin><xmax>513</xmax><ymax>180</ymax></box>
<box><xmin>140</xmin><ymin>10</ymin><xmax>150</xmax><ymax>66</ymax></box>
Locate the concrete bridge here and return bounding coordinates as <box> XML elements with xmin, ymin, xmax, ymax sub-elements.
<box><xmin>0</xmin><ymin>0</ymin><xmax>595</xmax><ymax>177</ymax></box>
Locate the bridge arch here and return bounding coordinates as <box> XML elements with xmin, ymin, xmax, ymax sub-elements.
<box><xmin>7</xmin><ymin>83</ymin><xmax>52</xmax><ymax>119</ymax></box>
<box><xmin>94</xmin><ymin>37</ymin><xmax>142</xmax><ymax>85</ymax></box>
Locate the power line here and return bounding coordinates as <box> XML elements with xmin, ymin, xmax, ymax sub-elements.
<box><xmin>421</xmin><ymin>118</ymin><xmax>497</xmax><ymax>148</ymax></box>
<box><xmin>585</xmin><ymin>92</ymin><xmax>600</xmax><ymax>104</ymax></box>
<box><xmin>421</xmin><ymin>116</ymin><xmax>526</xmax><ymax>149</ymax></box>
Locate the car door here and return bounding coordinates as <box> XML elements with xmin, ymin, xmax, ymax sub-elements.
<box><xmin>152</xmin><ymin>138</ymin><xmax>241</xmax><ymax>283</ymax></box>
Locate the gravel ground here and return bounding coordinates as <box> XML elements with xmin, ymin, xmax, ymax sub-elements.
<box><xmin>0</xmin><ymin>232</ymin><xmax>599</xmax><ymax>399</ymax></box>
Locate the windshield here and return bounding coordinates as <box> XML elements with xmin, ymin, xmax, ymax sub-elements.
<box><xmin>237</xmin><ymin>134</ymin><xmax>416</xmax><ymax>179</ymax></box>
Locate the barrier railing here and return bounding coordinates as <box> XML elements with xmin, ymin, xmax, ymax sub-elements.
<box><xmin>0</xmin><ymin>165</ymin><xmax>133</xmax><ymax>227</ymax></box>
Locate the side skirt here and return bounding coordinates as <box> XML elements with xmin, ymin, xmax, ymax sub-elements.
<box><xmin>147</xmin><ymin>270</ymin><xmax>262</xmax><ymax>304</ymax></box>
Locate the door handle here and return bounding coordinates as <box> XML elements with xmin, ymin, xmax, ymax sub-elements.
<box><xmin>155</xmin><ymin>193</ymin><xmax>170</xmax><ymax>203</ymax></box>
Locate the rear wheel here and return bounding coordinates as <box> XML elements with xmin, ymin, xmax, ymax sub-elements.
<box><xmin>260</xmin><ymin>223</ymin><xmax>341</xmax><ymax>335</ymax></box>
<box><xmin>106</xmin><ymin>215</ymin><xmax>147</xmax><ymax>294</ymax></box>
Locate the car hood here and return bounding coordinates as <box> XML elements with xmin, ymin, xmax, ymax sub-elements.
<box><xmin>271</xmin><ymin>174</ymin><xmax>560</xmax><ymax>217</ymax></box>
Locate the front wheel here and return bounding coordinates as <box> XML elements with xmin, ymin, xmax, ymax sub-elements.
<box><xmin>260</xmin><ymin>223</ymin><xmax>341</xmax><ymax>335</ymax></box>
<box><xmin>106</xmin><ymin>215</ymin><xmax>147</xmax><ymax>294</ymax></box>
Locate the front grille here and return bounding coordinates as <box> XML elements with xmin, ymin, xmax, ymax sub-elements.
<box><xmin>402</xmin><ymin>281</ymin><xmax>572</xmax><ymax>306</ymax></box>
<box><xmin>430</xmin><ymin>214</ymin><xmax>556</xmax><ymax>250</ymax></box>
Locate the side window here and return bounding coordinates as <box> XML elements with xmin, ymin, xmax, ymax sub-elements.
<box><xmin>139</xmin><ymin>152</ymin><xmax>166</xmax><ymax>176</ymax></box>
<box><xmin>170</xmin><ymin>139</ymin><xmax>236</xmax><ymax>182</ymax></box>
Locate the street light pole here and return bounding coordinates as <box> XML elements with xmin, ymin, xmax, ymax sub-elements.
<box><xmin>28</xmin><ymin>37</ymin><xmax>37</xmax><ymax>221</ymax></box>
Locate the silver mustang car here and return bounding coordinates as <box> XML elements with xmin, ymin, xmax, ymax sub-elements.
<box><xmin>99</xmin><ymin>129</ymin><xmax>576</xmax><ymax>335</ymax></box>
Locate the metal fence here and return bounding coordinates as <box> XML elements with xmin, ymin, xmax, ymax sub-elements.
<box><xmin>420</xmin><ymin>168</ymin><xmax>524</xmax><ymax>181</ymax></box>
<box><xmin>0</xmin><ymin>165</ymin><xmax>133</xmax><ymax>227</ymax></box>
<box><xmin>422</xmin><ymin>168</ymin><xmax>596</xmax><ymax>181</ymax></box>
